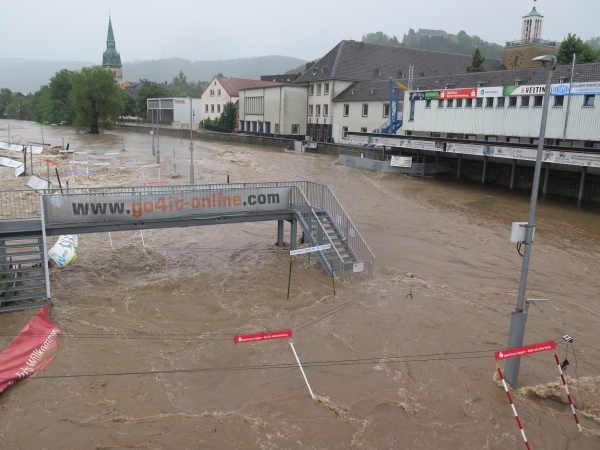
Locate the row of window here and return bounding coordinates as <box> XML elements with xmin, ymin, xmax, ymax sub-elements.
<box><xmin>340</xmin><ymin>103</ymin><xmax>390</xmax><ymax>118</ymax></box>
<box><xmin>424</xmin><ymin>94</ymin><xmax>596</xmax><ymax>109</ymax></box>
<box><xmin>209</xmin><ymin>89</ymin><xmax>222</xmax><ymax>97</ymax></box>
<box><xmin>341</xmin><ymin>127</ymin><xmax>368</xmax><ymax>139</ymax></box>
<box><xmin>239</xmin><ymin>121</ymin><xmax>300</xmax><ymax>135</ymax></box>
<box><xmin>309</xmin><ymin>83</ymin><xmax>330</xmax><ymax>96</ymax></box>
<box><xmin>439</xmin><ymin>133</ymin><xmax>600</xmax><ymax>148</ymax></box>
<box><xmin>308</xmin><ymin>104</ymin><xmax>329</xmax><ymax>116</ymax></box>
<box><xmin>205</xmin><ymin>104</ymin><xmax>224</xmax><ymax>113</ymax></box>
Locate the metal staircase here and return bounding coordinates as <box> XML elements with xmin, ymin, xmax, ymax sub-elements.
<box><xmin>0</xmin><ymin>233</ymin><xmax>49</xmax><ymax>313</ymax></box>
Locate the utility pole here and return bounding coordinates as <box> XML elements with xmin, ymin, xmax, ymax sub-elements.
<box><xmin>156</xmin><ymin>105</ymin><xmax>160</xmax><ymax>165</ymax></box>
<box><xmin>504</xmin><ymin>55</ymin><xmax>557</xmax><ymax>388</ymax></box>
<box><xmin>562</xmin><ymin>53</ymin><xmax>576</xmax><ymax>140</ymax></box>
<box><xmin>189</xmin><ymin>98</ymin><xmax>194</xmax><ymax>184</ymax></box>
<box><xmin>151</xmin><ymin>105</ymin><xmax>155</xmax><ymax>156</ymax></box>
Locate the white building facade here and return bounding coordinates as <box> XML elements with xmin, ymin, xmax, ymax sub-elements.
<box><xmin>201</xmin><ymin>75</ymin><xmax>281</xmax><ymax>122</ymax></box>
<box><xmin>238</xmin><ymin>85</ymin><xmax>307</xmax><ymax>136</ymax></box>
<box><xmin>147</xmin><ymin>97</ymin><xmax>202</xmax><ymax>127</ymax></box>
<box><xmin>402</xmin><ymin>64</ymin><xmax>600</xmax><ymax>148</ymax></box>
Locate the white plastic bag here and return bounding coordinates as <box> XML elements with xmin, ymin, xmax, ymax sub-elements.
<box><xmin>49</xmin><ymin>234</ymin><xmax>78</xmax><ymax>267</ymax></box>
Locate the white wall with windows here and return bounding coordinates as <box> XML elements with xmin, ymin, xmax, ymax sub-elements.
<box><xmin>330</xmin><ymin>100</ymin><xmax>398</xmax><ymax>143</ymax></box>
<box><xmin>201</xmin><ymin>77</ymin><xmax>236</xmax><ymax>122</ymax></box>
<box><xmin>403</xmin><ymin>91</ymin><xmax>600</xmax><ymax>145</ymax></box>
<box><xmin>239</xmin><ymin>85</ymin><xmax>307</xmax><ymax>136</ymax></box>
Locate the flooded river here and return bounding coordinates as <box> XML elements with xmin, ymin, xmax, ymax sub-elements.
<box><xmin>1</xmin><ymin>120</ymin><xmax>599</xmax><ymax>449</ymax></box>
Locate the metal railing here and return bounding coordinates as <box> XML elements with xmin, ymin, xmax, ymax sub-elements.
<box><xmin>505</xmin><ymin>38</ymin><xmax>557</xmax><ymax>47</ymax></box>
<box><xmin>0</xmin><ymin>182</ymin><xmax>375</xmax><ymax>277</ymax></box>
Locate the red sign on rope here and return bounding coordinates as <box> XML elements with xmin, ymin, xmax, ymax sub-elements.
<box><xmin>495</xmin><ymin>341</ymin><xmax>555</xmax><ymax>361</ymax></box>
<box><xmin>40</xmin><ymin>159</ymin><xmax>59</xmax><ymax>166</ymax></box>
<box><xmin>144</xmin><ymin>181</ymin><xmax>170</xmax><ymax>186</ymax></box>
<box><xmin>234</xmin><ymin>330</ymin><xmax>292</xmax><ymax>344</ymax></box>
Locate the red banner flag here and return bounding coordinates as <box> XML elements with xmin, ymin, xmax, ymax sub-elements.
<box><xmin>439</xmin><ymin>88</ymin><xmax>477</xmax><ymax>99</ymax></box>
<box><xmin>0</xmin><ymin>303</ymin><xmax>61</xmax><ymax>393</ymax></box>
<box><xmin>234</xmin><ymin>330</ymin><xmax>292</xmax><ymax>344</ymax></box>
<box><xmin>144</xmin><ymin>181</ymin><xmax>170</xmax><ymax>186</ymax></box>
<box><xmin>495</xmin><ymin>341</ymin><xmax>555</xmax><ymax>361</ymax></box>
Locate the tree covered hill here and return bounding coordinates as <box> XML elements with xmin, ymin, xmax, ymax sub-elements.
<box><xmin>0</xmin><ymin>55</ymin><xmax>306</xmax><ymax>94</ymax></box>
<box><xmin>362</xmin><ymin>30</ymin><xmax>505</xmax><ymax>59</ymax></box>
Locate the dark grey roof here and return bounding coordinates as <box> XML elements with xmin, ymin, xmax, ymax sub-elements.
<box><xmin>295</xmin><ymin>40</ymin><xmax>505</xmax><ymax>83</ymax></box>
<box><xmin>332</xmin><ymin>62</ymin><xmax>600</xmax><ymax>102</ymax></box>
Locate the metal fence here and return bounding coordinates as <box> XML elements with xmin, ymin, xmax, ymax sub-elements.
<box><xmin>0</xmin><ymin>181</ymin><xmax>375</xmax><ymax>277</ymax></box>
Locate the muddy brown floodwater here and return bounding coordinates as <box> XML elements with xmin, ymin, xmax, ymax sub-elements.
<box><xmin>1</xmin><ymin>120</ymin><xmax>600</xmax><ymax>449</ymax></box>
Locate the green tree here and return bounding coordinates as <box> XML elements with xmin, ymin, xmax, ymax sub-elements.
<box><xmin>5</xmin><ymin>96</ymin><xmax>30</xmax><ymax>120</ymax></box>
<box><xmin>0</xmin><ymin>88</ymin><xmax>12</xmax><ymax>118</ymax></box>
<box><xmin>206</xmin><ymin>102</ymin><xmax>236</xmax><ymax>132</ymax></box>
<box><xmin>557</xmin><ymin>33</ymin><xmax>600</xmax><ymax>65</ymax></box>
<box><xmin>121</xmin><ymin>90</ymin><xmax>137</xmax><ymax>117</ymax></box>
<box><xmin>70</xmin><ymin>66</ymin><xmax>124</xmax><ymax>134</ymax></box>
<box><xmin>467</xmin><ymin>47</ymin><xmax>486</xmax><ymax>72</ymax></box>
<box><xmin>362</xmin><ymin>32</ymin><xmax>401</xmax><ymax>47</ymax></box>
<box><xmin>136</xmin><ymin>83</ymin><xmax>169</xmax><ymax>118</ymax></box>
<box><xmin>48</xmin><ymin>69</ymin><xmax>76</xmax><ymax>124</ymax></box>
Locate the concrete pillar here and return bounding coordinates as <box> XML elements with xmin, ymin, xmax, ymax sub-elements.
<box><xmin>481</xmin><ymin>156</ymin><xmax>488</xmax><ymax>184</ymax></box>
<box><xmin>457</xmin><ymin>154</ymin><xmax>462</xmax><ymax>179</ymax></box>
<box><xmin>543</xmin><ymin>163</ymin><xmax>550</xmax><ymax>195</ymax></box>
<box><xmin>277</xmin><ymin>220</ymin><xmax>284</xmax><ymax>246</ymax></box>
<box><xmin>578</xmin><ymin>166</ymin><xmax>587</xmax><ymax>202</ymax></box>
<box><xmin>510</xmin><ymin>159</ymin><xmax>517</xmax><ymax>189</ymax></box>
<box><xmin>290</xmin><ymin>218</ymin><xmax>297</xmax><ymax>251</ymax></box>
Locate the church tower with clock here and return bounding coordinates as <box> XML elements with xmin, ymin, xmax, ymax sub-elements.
<box><xmin>502</xmin><ymin>1</ymin><xmax>557</xmax><ymax>70</ymax></box>
<box><xmin>102</xmin><ymin>17</ymin><xmax>123</xmax><ymax>83</ymax></box>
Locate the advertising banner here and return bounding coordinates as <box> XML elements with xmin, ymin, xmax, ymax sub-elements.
<box><xmin>42</xmin><ymin>187</ymin><xmax>292</xmax><ymax>225</ymax></box>
<box><xmin>571</xmin><ymin>81</ymin><xmax>600</xmax><ymax>95</ymax></box>
<box><xmin>495</xmin><ymin>341</ymin><xmax>555</xmax><ymax>361</ymax></box>
<box><xmin>396</xmin><ymin>139</ymin><xmax>443</xmax><ymax>151</ymax></box>
<box><xmin>371</xmin><ymin>136</ymin><xmax>405</xmax><ymax>147</ymax></box>
<box><xmin>505</xmin><ymin>84</ymin><xmax>573</xmax><ymax>96</ymax></box>
<box><xmin>551</xmin><ymin>83</ymin><xmax>571</xmax><ymax>96</ymax></box>
<box><xmin>234</xmin><ymin>330</ymin><xmax>292</xmax><ymax>344</ymax></box>
<box><xmin>0</xmin><ymin>303</ymin><xmax>60</xmax><ymax>393</ymax></box>
<box><xmin>553</xmin><ymin>150</ymin><xmax>600</xmax><ymax>167</ymax></box>
<box><xmin>390</xmin><ymin>156</ymin><xmax>413</xmax><ymax>167</ymax></box>
<box><xmin>348</xmin><ymin>135</ymin><xmax>370</xmax><ymax>144</ymax></box>
<box><xmin>409</xmin><ymin>92</ymin><xmax>427</xmax><ymax>101</ymax></box>
<box><xmin>492</xmin><ymin>146</ymin><xmax>543</xmax><ymax>161</ymax></box>
<box><xmin>477</xmin><ymin>87</ymin><xmax>503</xmax><ymax>98</ymax></box>
<box><xmin>446</xmin><ymin>142</ymin><xmax>484</xmax><ymax>155</ymax></box>
<box><xmin>440</xmin><ymin>88</ymin><xmax>477</xmax><ymax>99</ymax></box>
<box><xmin>425</xmin><ymin>91</ymin><xmax>440</xmax><ymax>99</ymax></box>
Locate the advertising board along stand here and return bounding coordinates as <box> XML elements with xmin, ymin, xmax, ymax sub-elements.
<box><xmin>233</xmin><ymin>330</ymin><xmax>315</xmax><ymax>400</ymax></box>
<box><xmin>495</xmin><ymin>340</ymin><xmax>582</xmax><ymax>449</ymax></box>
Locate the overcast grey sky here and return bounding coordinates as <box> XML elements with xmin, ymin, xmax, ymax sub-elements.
<box><xmin>3</xmin><ymin>0</ymin><xmax>599</xmax><ymax>63</ymax></box>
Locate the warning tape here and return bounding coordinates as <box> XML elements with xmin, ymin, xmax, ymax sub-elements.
<box><xmin>553</xmin><ymin>350</ymin><xmax>582</xmax><ymax>433</ymax></box>
<box><xmin>497</xmin><ymin>362</ymin><xmax>531</xmax><ymax>450</ymax></box>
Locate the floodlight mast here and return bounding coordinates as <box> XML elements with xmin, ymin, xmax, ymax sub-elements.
<box><xmin>504</xmin><ymin>55</ymin><xmax>556</xmax><ymax>388</ymax></box>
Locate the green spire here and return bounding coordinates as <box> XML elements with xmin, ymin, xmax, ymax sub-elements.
<box><xmin>102</xmin><ymin>17</ymin><xmax>122</xmax><ymax>67</ymax></box>
<box><xmin>107</xmin><ymin>17</ymin><xmax>115</xmax><ymax>44</ymax></box>
<box><xmin>524</xmin><ymin>6</ymin><xmax>543</xmax><ymax>17</ymax></box>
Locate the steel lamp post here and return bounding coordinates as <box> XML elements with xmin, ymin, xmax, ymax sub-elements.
<box><xmin>504</xmin><ymin>55</ymin><xmax>557</xmax><ymax>388</ymax></box>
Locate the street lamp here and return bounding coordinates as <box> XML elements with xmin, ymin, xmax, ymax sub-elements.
<box><xmin>504</xmin><ymin>54</ymin><xmax>557</xmax><ymax>388</ymax></box>
<box><xmin>188</xmin><ymin>98</ymin><xmax>194</xmax><ymax>184</ymax></box>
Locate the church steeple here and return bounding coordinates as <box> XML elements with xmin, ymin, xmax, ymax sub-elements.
<box><xmin>102</xmin><ymin>16</ymin><xmax>123</xmax><ymax>83</ymax></box>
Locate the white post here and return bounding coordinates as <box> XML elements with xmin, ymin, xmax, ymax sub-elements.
<box><xmin>290</xmin><ymin>340</ymin><xmax>315</xmax><ymax>399</ymax></box>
